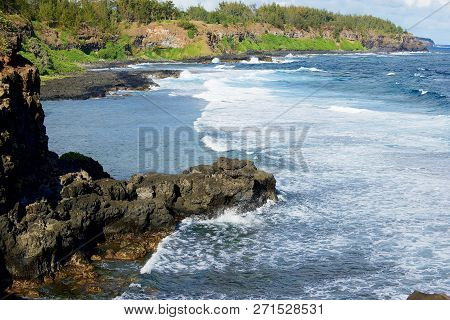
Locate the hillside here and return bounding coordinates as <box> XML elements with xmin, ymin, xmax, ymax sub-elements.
<box><xmin>1</xmin><ymin>1</ymin><xmax>429</xmax><ymax>76</ymax></box>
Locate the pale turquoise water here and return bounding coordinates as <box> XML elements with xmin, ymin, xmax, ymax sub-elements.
<box><xmin>43</xmin><ymin>51</ymin><xmax>450</xmax><ymax>299</ymax></box>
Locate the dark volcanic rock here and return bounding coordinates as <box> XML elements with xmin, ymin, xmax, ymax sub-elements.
<box><xmin>59</xmin><ymin>152</ymin><xmax>110</xmax><ymax>180</ymax></box>
<box><xmin>40</xmin><ymin>69</ymin><xmax>181</xmax><ymax>101</ymax></box>
<box><xmin>1</xmin><ymin>157</ymin><xmax>276</xmax><ymax>281</ymax></box>
<box><xmin>40</xmin><ymin>70</ymin><xmax>160</xmax><ymax>100</ymax></box>
<box><xmin>0</xmin><ymin>52</ymin><xmax>57</xmax><ymax>215</ymax></box>
<box><xmin>407</xmin><ymin>291</ymin><xmax>450</xmax><ymax>300</ymax></box>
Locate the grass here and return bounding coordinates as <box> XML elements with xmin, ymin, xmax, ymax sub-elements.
<box><xmin>232</xmin><ymin>34</ymin><xmax>339</xmax><ymax>52</ymax></box>
<box><xmin>339</xmin><ymin>39</ymin><xmax>364</xmax><ymax>51</ymax></box>
<box><xmin>94</xmin><ymin>37</ymin><xmax>131</xmax><ymax>60</ymax></box>
<box><xmin>144</xmin><ymin>41</ymin><xmax>211</xmax><ymax>60</ymax></box>
<box><xmin>20</xmin><ymin>43</ymin><xmax>98</xmax><ymax>75</ymax></box>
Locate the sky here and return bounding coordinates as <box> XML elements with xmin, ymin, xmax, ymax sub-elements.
<box><xmin>171</xmin><ymin>0</ymin><xmax>450</xmax><ymax>44</ymax></box>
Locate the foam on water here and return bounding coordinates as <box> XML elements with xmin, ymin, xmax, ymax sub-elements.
<box><xmin>44</xmin><ymin>52</ymin><xmax>450</xmax><ymax>299</ymax></box>
<box><xmin>139</xmin><ymin>55</ymin><xmax>449</xmax><ymax>298</ymax></box>
<box><xmin>297</xmin><ymin>66</ymin><xmax>326</xmax><ymax>72</ymax></box>
<box><xmin>201</xmin><ymin>135</ymin><xmax>233</xmax><ymax>152</ymax></box>
<box><xmin>241</xmin><ymin>57</ymin><xmax>263</xmax><ymax>64</ymax></box>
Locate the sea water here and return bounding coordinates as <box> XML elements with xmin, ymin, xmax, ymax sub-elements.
<box><xmin>43</xmin><ymin>50</ymin><xmax>450</xmax><ymax>299</ymax></box>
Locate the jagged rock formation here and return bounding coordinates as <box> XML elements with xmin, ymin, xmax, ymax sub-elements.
<box><xmin>0</xmin><ymin>34</ymin><xmax>277</xmax><ymax>296</ymax></box>
<box><xmin>0</xmin><ymin>27</ymin><xmax>57</xmax><ymax>216</ymax></box>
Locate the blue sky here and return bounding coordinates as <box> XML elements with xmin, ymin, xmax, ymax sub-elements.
<box><xmin>172</xmin><ymin>0</ymin><xmax>450</xmax><ymax>44</ymax></box>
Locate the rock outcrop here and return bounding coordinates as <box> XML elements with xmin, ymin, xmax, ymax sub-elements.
<box><xmin>0</xmin><ymin>34</ymin><xmax>277</xmax><ymax>296</ymax></box>
<box><xmin>1</xmin><ymin>157</ymin><xmax>276</xmax><ymax>282</ymax></box>
<box><xmin>407</xmin><ymin>291</ymin><xmax>450</xmax><ymax>300</ymax></box>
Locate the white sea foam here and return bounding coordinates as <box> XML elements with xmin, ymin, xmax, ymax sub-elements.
<box><xmin>196</xmin><ymin>207</ymin><xmax>263</xmax><ymax>226</ymax></box>
<box><xmin>241</xmin><ymin>57</ymin><xmax>262</xmax><ymax>64</ymax></box>
<box><xmin>419</xmin><ymin>89</ymin><xmax>428</xmax><ymax>95</ymax></box>
<box><xmin>201</xmin><ymin>135</ymin><xmax>232</xmax><ymax>152</ymax></box>
<box><xmin>214</xmin><ymin>64</ymin><xmax>234</xmax><ymax>69</ymax></box>
<box><xmin>386</xmin><ymin>72</ymin><xmax>396</xmax><ymax>76</ymax></box>
<box><xmin>179</xmin><ymin>70</ymin><xmax>195</xmax><ymax>79</ymax></box>
<box><xmin>211</xmin><ymin>57</ymin><xmax>221</xmax><ymax>64</ymax></box>
<box><xmin>297</xmin><ymin>66</ymin><xmax>326</xmax><ymax>72</ymax></box>
<box><xmin>328</xmin><ymin>105</ymin><xmax>372</xmax><ymax>114</ymax></box>
<box><xmin>140</xmin><ymin>232</ymin><xmax>178</xmax><ymax>274</ymax></box>
<box><xmin>133</xmin><ymin>61</ymin><xmax>450</xmax><ymax>299</ymax></box>
<box><xmin>390</xmin><ymin>51</ymin><xmax>430</xmax><ymax>56</ymax></box>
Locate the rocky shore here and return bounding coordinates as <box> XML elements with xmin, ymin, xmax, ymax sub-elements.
<box><xmin>41</xmin><ymin>69</ymin><xmax>181</xmax><ymax>100</ymax></box>
<box><xmin>0</xmin><ymin>34</ymin><xmax>277</xmax><ymax>298</ymax></box>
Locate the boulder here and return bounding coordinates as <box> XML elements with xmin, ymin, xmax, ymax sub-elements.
<box><xmin>407</xmin><ymin>291</ymin><xmax>450</xmax><ymax>300</ymax></box>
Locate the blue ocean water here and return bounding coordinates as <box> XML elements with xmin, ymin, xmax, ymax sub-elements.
<box><xmin>43</xmin><ymin>50</ymin><xmax>450</xmax><ymax>299</ymax></box>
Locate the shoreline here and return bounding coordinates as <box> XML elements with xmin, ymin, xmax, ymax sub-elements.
<box><xmin>40</xmin><ymin>48</ymin><xmax>430</xmax><ymax>101</ymax></box>
<box><xmin>41</xmin><ymin>69</ymin><xmax>181</xmax><ymax>101</ymax></box>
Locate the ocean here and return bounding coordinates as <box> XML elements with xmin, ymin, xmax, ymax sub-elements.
<box><xmin>43</xmin><ymin>50</ymin><xmax>450</xmax><ymax>299</ymax></box>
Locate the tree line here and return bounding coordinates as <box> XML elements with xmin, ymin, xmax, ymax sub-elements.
<box><xmin>1</xmin><ymin>0</ymin><xmax>403</xmax><ymax>35</ymax></box>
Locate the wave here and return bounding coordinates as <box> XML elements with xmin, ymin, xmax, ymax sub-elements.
<box><xmin>140</xmin><ymin>232</ymin><xmax>177</xmax><ymax>274</ymax></box>
<box><xmin>240</xmin><ymin>57</ymin><xmax>265</xmax><ymax>64</ymax></box>
<box><xmin>214</xmin><ymin>64</ymin><xmax>235</xmax><ymax>69</ymax></box>
<box><xmin>201</xmin><ymin>135</ymin><xmax>232</xmax><ymax>152</ymax></box>
<box><xmin>297</xmin><ymin>66</ymin><xmax>326</xmax><ymax>72</ymax></box>
<box><xmin>328</xmin><ymin>105</ymin><xmax>373</xmax><ymax>114</ymax></box>
<box><xmin>179</xmin><ymin>70</ymin><xmax>196</xmax><ymax>79</ymax></box>
<box><xmin>389</xmin><ymin>51</ymin><xmax>430</xmax><ymax>56</ymax></box>
<box><xmin>211</xmin><ymin>57</ymin><xmax>220</xmax><ymax>64</ymax></box>
<box><xmin>386</xmin><ymin>72</ymin><xmax>396</xmax><ymax>76</ymax></box>
<box><xmin>419</xmin><ymin>89</ymin><xmax>428</xmax><ymax>95</ymax></box>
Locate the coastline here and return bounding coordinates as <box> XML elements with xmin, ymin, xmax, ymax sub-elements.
<box><xmin>40</xmin><ymin>48</ymin><xmax>430</xmax><ymax>101</ymax></box>
<box><xmin>41</xmin><ymin>69</ymin><xmax>181</xmax><ymax>100</ymax></box>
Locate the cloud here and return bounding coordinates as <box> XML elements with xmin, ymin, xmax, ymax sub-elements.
<box><xmin>404</xmin><ymin>0</ymin><xmax>448</xmax><ymax>7</ymax></box>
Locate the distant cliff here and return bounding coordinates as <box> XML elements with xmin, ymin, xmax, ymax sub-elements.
<box><xmin>415</xmin><ymin>36</ymin><xmax>435</xmax><ymax>48</ymax></box>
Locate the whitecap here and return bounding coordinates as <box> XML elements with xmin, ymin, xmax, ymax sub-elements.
<box><xmin>419</xmin><ymin>89</ymin><xmax>428</xmax><ymax>95</ymax></box>
<box><xmin>328</xmin><ymin>105</ymin><xmax>372</xmax><ymax>114</ymax></box>
<box><xmin>386</xmin><ymin>72</ymin><xmax>396</xmax><ymax>76</ymax></box>
<box><xmin>297</xmin><ymin>66</ymin><xmax>326</xmax><ymax>72</ymax></box>
<box><xmin>179</xmin><ymin>70</ymin><xmax>195</xmax><ymax>79</ymax></box>
<box><xmin>140</xmin><ymin>233</ymin><xmax>177</xmax><ymax>274</ymax></box>
<box><xmin>211</xmin><ymin>57</ymin><xmax>220</xmax><ymax>64</ymax></box>
<box><xmin>201</xmin><ymin>135</ymin><xmax>232</xmax><ymax>152</ymax></box>
<box><xmin>241</xmin><ymin>57</ymin><xmax>261</xmax><ymax>64</ymax></box>
<box><xmin>196</xmin><ymin>207</ymin><xmax>262</xmax><ymax>226</ymax></box>
<box><xmin>214</xmin><ymin>64</ymin><xmax>235</xmax><ymax>69</ymax></box>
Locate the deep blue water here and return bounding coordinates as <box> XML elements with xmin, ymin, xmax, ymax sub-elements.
<box><xmin>43</xmin><ymin>50</ymin><xmax>450</xmax><ymax>299</ymax></box>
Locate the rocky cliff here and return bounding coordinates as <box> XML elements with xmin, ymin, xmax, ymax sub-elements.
<box><xmin>122</xmin><ymin>21</ymin><xmax>427</xmax><ymax>53</ymax></box>
<box><xmin>0</xmin><ymin>35</ymin><xmax>277</xmax><ymax>297</ymax></box>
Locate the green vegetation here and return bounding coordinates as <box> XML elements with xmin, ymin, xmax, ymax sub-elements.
<box><xmin>145</xmin><ymin>41</ymin><xmax>211</xmax><ymax>60</ymax></box>
<box><xmin>339</xmin><ymin>39</ymin><xmax>364</xmax><ymax>51</ymax></box>
<box><xmin>3</xmin><ymin>1</ymin><xmax>403</xmax><ymax>37</ymax></box>
<box><xmin>96</xmin><ymin>37</ymin><xmax>131</xmax><ymax>60</ymax></box>
<box><xmin>60</xmin><ymin>152</ymin><xmax>92</xmax><ymax>162</ymax></box>
<box><xmin>3</xmin><ymin>1</ymin><xmax>405</xmax><ymax>72</ymax></box>
<box><xmin>177</xmin><ymin>20</ymin><xmax>198</xmax><ymax>39</ymax></box>
<box><xmin>185</xmin><ymin>2</ymin><xmax>403</xmax><ymax>36</ymax></box>
<box><xmin>20</xmin><ymin>37</ymin><xmax>98</xmax><ymax>75</ymax></box>
<box><xmin>232</xmin><ymin>34</ymin><xmax>339</xmax><ymax>52</ymax></box>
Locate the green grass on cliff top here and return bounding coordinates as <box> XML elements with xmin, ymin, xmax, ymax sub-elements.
<box><xmin>230</xmin><ymin>34</ymin><xmax>364</xmax><ymax>52</ymax></box>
